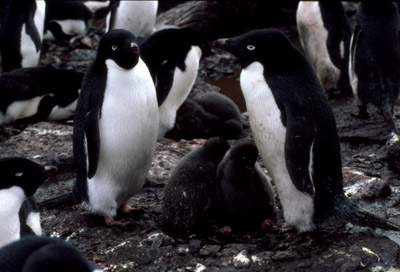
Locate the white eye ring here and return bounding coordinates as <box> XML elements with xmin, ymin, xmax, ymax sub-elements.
<box><xmin>112</xmin><ymin>45</ymin><xmax>117</xmax><ymax>51</ymax></box>
<box><xmin>15</xmin><ymin>172</ymin><xmax>23</xmax><ymax>177</ymax></box>
<box><xmin>247</xmin><ymin>45</ymin><xmax>256</xmax><ymax>51</ymax></box>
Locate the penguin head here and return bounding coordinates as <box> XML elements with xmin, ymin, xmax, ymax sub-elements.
<box><xmin>200</xmin><ymin>137</ymin><xmax>230</xmax><ymax>163</ymax></box>
<box><xmin>0</xmin><ymin>157</ymin><xmax>57</xmax><ymax>197</ymax></box>
<box><xmin>213</xmin><ymin>29</ymin><xmax>296</xmax><ymax>69</ymax></box>
<box><xmin>97</xmin><ymin>29</ymin><xmax>140</xmax><ymax>70</ymax></box>
<box><xmin>229</xmin><ymin>140</ymin><xmax>258</xmax><ymax>169</ymax></box>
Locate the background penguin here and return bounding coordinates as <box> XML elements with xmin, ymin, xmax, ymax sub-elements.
<box><xmin>0</xmin><ymin>67</ymin><xmax>84</xmax><ymax>126</ymax></box>
<box><xmin>296</xmin><ymin>1</ymin><xmax>352</xmax><ymax>98</ymax></box>
<box><xmin>349</xmin><ymin>2</ymin><xmax>400</xmax><ymax>134</ymax></box>
<box><xmin>0</xmin><ymin>236</ymin><xmax>101</xmax><ymax>271</ymax></box>
<box><xmin>162</xmin><ymin>137</ymin><xmax>230</xmax><ymax>236</ymax></box>
<box><xmin>140</xmin><ymin>27</ymin><xmax>211</xmax><ymax>139</ymax></box>
<box><xmin>106</xmin><ymin>0</ymin><xmax>158</xmax><ymax>42</ymax></box>
<box><xmin>0</xmin><ymin>0</ymin><xmax>46</xmax><ymax>73</ymax></box>
<box><xmin>72</xmin><ymin>29</ymin><xmax>159</xmax><ymax>225</ymax></box>
<box><xmin>0</xmin><ymin>157</ymin><xmax>56</xmax><ymax>247</ymax></box>
<box><xmin>214</xmin><ymin>29</ymin><xmax>400</xmax><ymax>232</ymax></box>
<box><xmin>214</xmin><ymin>140</ymin><xmax>276</xmax><ymax>232</ymax></box>
<box><xmin>43</xmin><ymin>0</ymin><xmax>93</xmax><ymax>41</ymax></box>
<box><xmin>165</xmin><ymin>92</ymin><xmax>243</xmax><ymax>140</ymax></box>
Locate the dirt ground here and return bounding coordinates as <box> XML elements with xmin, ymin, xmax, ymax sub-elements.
<box><xmin>1</xmin><ymin>5</ymin><xmax>400</xmax><ymax>272</ymax></box>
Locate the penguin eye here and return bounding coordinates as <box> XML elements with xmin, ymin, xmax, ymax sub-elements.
<box><xmin>111</xmin><ymin>45</ymin><xmax>117</xmax><ymax>51</ymax></box>
<box><xmin>247</xmin><ymin>45</ymin><xmax>256</xmax><ymax>51</ymax></box>
<box><xmin>15</xmin><ymin>172</ymin><xmax>23</xmax><ymax>177</ymax></box>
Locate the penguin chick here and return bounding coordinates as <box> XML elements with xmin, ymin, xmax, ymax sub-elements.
<box><xmin>140</xmin><ymin>27</ymin><xmax>211</xmax><ymax>139</ymax></box>
<box><xmin>214</xmin><ymin>28</ymin><xmax>400</xmax><ymax>232</ymax></box>
<box><xmin>214</xmin><ymin>140</ymin><xmax>276</xmax><ymax>232</ymax></box>
<box><xmin>349</xmin><ymin>2</ymin><xmax>400</xmax><ymax>134</ymax></box>
<box><xmin>0</xmin><ymin>236</ymin><xmax>101</xmax><ymax>271</ymax></box>
<box><xmin>162</xmin><ymin>137</ymin><xmax>230</xmax><ymax>236</ymax></box>
<box><xmin>0</xmin><ymin>157</ymin><xmax>56</xmax><ymax>247</ymax></box>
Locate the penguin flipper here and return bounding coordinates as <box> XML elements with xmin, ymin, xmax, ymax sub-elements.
<box><xmin>84</xmin><ymin>110</ymin><xmax>100</xmax><ymax>179</ymax></box>
<box><xmin>155</xmin><ymin>65</ymin><xmax>175</xmax><ymax>106</ymax></box>
<box><xmin>284</xmin><ymin>108</ymin><xmax>316</xmax><ymax>197</ymax></box>
<box><xmin>350</xmin><ymin>25</ymin><xmax>362</xmax><ymax>78</ymax></box>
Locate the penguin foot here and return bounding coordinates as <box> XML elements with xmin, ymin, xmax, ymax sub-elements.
<box><xmin>217</xmin><ymin>225</ymin><xmax>232</xmax><ymax>234</ymax></box>
<box><xmin>119</xmin><ymin>203</ymin><xmax>142</xmax><ymax>214</ymax></box>
<box><xmin>104</xmin><ymin>217</ymin><xmax>132</xmax><ymax>227</ymax></box>
<box><xmin>351</xmin><ymin>111</ymin><xmax>369</xmax><ymax>119</ymax></box>
<box><xmin>260</xmin><ymin>219</ymin><xmax>273</xmax><ymax>231</ymax></box>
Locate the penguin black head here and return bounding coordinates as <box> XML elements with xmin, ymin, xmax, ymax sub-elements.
<box><xmin>97</xmin><ymin>29</ymin><xmax>140</xmax><ymax>70</ymax></box>
<box><xmin>214</xmin><ymin>29</ymin><xmax>297</xmax><ymax>69</ymax></box>
<box><xmin>229</xmin><ymin>140</ymin><xmax>258</xmax><ymax>169</ymax></box>
<box><xmin>0</xmin><ymin>157</ymin><xmax>57</xmax><ymax>197</ymax></box>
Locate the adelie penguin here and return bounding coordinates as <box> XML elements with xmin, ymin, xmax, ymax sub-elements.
<box><xmin>140</xmin><ymin>27</ymin><xmax>211</xmax><ymax>139</ymax></box>
<box><xmin>42</xmin><ymin>29</ymin><xmax>159</xmax><ymax>225</ymax></box>
<box><xmin>165</xmin><ymin>92</ymin><xmax>243</xmax><ymax>140</ymax></box>
<box><xmin>0</xmin><ymin>236</ymin><xmax>101</xmax><ymax>271</ymax></box>
<box><xmin>106</xmin><ymin>0</ymin><xmax>158</xmax><ymax>41</ymax></box>
<box><xmin>43</xmin><ymin>0</ymin><xmax>93</xmax><ymax>41</ymax></box>
<box><xmin>0</xmin><ymin>157</ymin><xmax>57</xmax><ymax>247</ymax></box>
<box><xmin>214</xmin><ymin>140</ymin><xmax>276</xmax><ymax>233</ymax></box>
<box><xmin>349</xmin><ymin>2</ymin><xmax>400</xmax><ymax>135</ymax></box>
<box><xmin>162</xmin><ymin>137</ymin><xmax>230</xmax><ymax>236</ymax></box>
<box><xmin>0</xmin><ymin>0</ymin><xmax>46</xmax><ymax>73</ymax></box>
<box><xmin>0</xmin><ymin>67</ymin><xmax>84</xmax><ymax>126</ymax></box>
<box><xmin>214</xmin><ymin>29</ymin><xmax>400</xmax><ymax>232</ymax></box>
<box><xmin>296</xmin><ymin>1</ymin><xmax>352</xmax><ymax>98</ymax></box>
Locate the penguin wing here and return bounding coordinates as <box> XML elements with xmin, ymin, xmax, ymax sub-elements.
<box><xmin>284</xmin><ymin>107</ymin><xmax>316</xmax><ymax>197</ymax></box>
<box><xmin>155</xmin><ymin>64</ymin><xmax>175</xmax><ymax>106</ymax></box>
<box><xmin>350</xmin><ymin>24</ymin><xmax>362</xmax><ymax>74</ymax></box>
<box><xmin>83</xmin><ymin>109</ymin><xmax>100</xmax><ymax>179</ymax></box>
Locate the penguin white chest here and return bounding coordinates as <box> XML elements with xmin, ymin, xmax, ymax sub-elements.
<box><xmin>0</xmin><ymin>186</ymin><xmax>25</xmax><ymax>247</ymax></box>
<box><xmin>240</xmin><ymin>62</ymin><xmax>315</xmax><ymax>232</ymax></box>
<box><xmin>158</xmin><ymin>45</ymin><xmax>202</xmax><ymax>138</ymax></box>
<box><xmin>87</xmin><ymin>58</ymin><xmax>159</xmax><ymax>217</ymax></box>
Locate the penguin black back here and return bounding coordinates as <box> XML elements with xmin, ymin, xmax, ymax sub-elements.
<box><xmin>0</xmin><ymin>236</ymin><xmax>99</xmax><ymax>272</ymax></box>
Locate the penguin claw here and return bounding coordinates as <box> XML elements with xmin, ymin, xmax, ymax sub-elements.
<box><xmin>119</xmin><ymin>203</ymin><xmax>142</xmax><ymax>214</ymax></box>
<box><xmin>104</xmin><ymin>217</ymin><xmax>132</xmax><ymax>227</ymax></box>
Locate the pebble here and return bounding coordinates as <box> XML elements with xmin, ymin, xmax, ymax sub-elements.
<box><xmin>199</xmin><ymin>245</ymin><xmax>221</xmax><ymax>257</ymax></box>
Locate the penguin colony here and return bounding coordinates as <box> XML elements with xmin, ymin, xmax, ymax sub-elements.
<box><xmin>0</xmin><ymin>0</ymin><xmax>400</xmax><ymax>270</ymax></box>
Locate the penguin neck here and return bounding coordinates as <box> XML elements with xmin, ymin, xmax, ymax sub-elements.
<box><xmin>158</xmin><ymin>45</ymin><xmax>202</xmax><ymax>138</ymax></box>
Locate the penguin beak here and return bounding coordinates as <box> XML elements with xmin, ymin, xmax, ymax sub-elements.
<box><xmin>130</xmin><ymin>42</ymin><xmax>139</xmax><ymax>53</ymax></box>
<box><xmin>44</xmin><ymin>165</ymin><xmax>58</xmax><ymax>176</ymax></box>
<box><xmin>213</xmin><ymin>38</ymin><xmax>236</xmax><ymax>55</ymax></box>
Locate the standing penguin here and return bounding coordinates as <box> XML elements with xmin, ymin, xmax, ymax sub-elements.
<box><xmin>0</xmin><ymin>236</ymin><xmax>101</xmax><ymax>271</ymax></box>
<box><xmin>162</xmin><ymin>137</ymin><xmax>230</xmax><ymax>236</ymax></box>
<box><xmin>296</xmin><ymin>1</ymin><xmax>352</xmax><ymax>97</ymax></box>
<box><xmin>349</xmin><ymin>2</ymin><xmax>400</xmax><ymax>134</ymax></box>
<box><xmin>0</xmin><ymin>67</ymin><xmax>84</xmax><ymax>126</ymax></box>
<box><xmin>140</xmin><ymin>27</ymin><xmax>211</xmax><ymax>139</ymax></box>
<box><xmin>0</xmin><ymin>0</ymin><xmax>46</xmax><ymax>73</ymax></box>
<box><xmin>72</xmin><ymin>29</ymin><xmax>159</xmax><ymax>224</ymax></box>
<box><xmin>0</xmin><ymin>157</ymin><xmax>56</xmax><ymax>247</ymax></box>
<box><xmin>214</xmin><ymin>29</ymin><xmax>400</xmax><ymax>232</ymax></box>
<box><xmin>106</xmin><ymin>0</ymin><xmax>158</xmax><ymax>41</ymax></box>
<box><xmin>214</xmin><ymin>140</ymin><xmax>275</xmax><ymax>232</ymax></box>
<box><xmin>43</xmin><ymin>0</ymin><xmax>93</xmax><ymax>41</ymax></box>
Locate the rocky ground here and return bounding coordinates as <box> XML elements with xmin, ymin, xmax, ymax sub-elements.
<box><xmin>1</xmin><ymin>2</ymin><xmax>400</xmax><ymax>271</ymax></box>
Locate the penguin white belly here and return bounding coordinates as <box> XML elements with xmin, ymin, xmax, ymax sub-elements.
<box><xmin>2</xmin><ymin>96</ymin><xmax>45</xmax><ymax>125</ymax></box>
<box><xmin>43</xmin><ymin>20</ymin><xmax>87</xmax><ymax>40</ymax></box>
<box><xmin>47</xmin><ymin>98</ymin><xmax>78</xmax><ymax>121</ymax></box>
<box><xmin>296</xmin><ymin>2</ymin><xmax>340</xmax><ymax>92</ymax></box>
<box><xmin>26</xmin><ymin>212</ymin><xmax>42</xmax><ymax>235</ymax></box>
<box><xmin>158</xmin><ymin>46</ymin><xmax>201</xmax><ymax>139</ymax></box>
<box><xmin>87</xmin><ymin>59</ymin><xmax>158</xmax><ymax>218</ymax></box>
<box><xmin>240</xmin><ymin>62</ymin><xmax>315</xmax><ymax>232</ymax></box>
<box><xmin>108</xmin><ymin>1</ymin><xmax>158</xmax><ymax>37</ymax></box>
<box><xmin>0</xmin><ymin>187</ymin><xmax>25</xmax><ymax>247</ymax></box>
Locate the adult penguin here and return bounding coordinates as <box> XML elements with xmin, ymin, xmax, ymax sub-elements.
<box><xmin>214</xmin><ymin>29</ymin><xmax>400</xmax><ymax>232</ymax></box>
<box><xmin>349</xmin><ymin>2</ymin><xmax>400</xmax><ymax>134</ymax></box>
<box><xmin>0</xmin><ymin>236</ymin><xmax>101</xmax><ymax>271</ymax></box>
<box><xmin>214</xmin><ymin>140</ymin><xmax>276</xmax><ymax>232</ymax></box>
<box><xmin>140</xmin><ymin>27</ymin><xmax>211</xmax><ymax>139</ymax></box>
<box><xmin>0</xmin><ymin>0</ymin><xmax>46</xmax><ymax>73</ymax></box>
<box><xmin>0</xmin><ymin>157</ymin><xmax>56</xmax><ymax>247</ymax></box>
<box><xmin>162</xmin><ymin>137</ymin><xmax>230</xmax><ymax>236</ymax></box>
<box><xmin>43</xmin><ymin>0</ymin><xmax>93</xmax><ymax>41</ymax></box>
<box><xmin>296</xmin><ymin>1</ymin><xmax>352</xmax><ymax>98</ymax></box>
<box><xmin>106</xmin><ymin>0</ymin><xmax>158</xmax><ymax>41</ymax></box>
<box><xmin>0</xmin><ymin>67</ymin><xmax>84</xmax><ymax>126</ymax></box>
<box><xmin>71</xmin><ymin>29</ymin><xmax>159</xmax><ymax>225</ymax></box>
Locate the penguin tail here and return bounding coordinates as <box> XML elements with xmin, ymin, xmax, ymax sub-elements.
<box><xmin>38</xmin><ymin>192</ymin><xmax>78</xmax><ymax>210</ymax></box>
<box><xmin>343</xmin><ymin>199</ymin><xmax>400</xmax><ymax>231</ymax></box>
